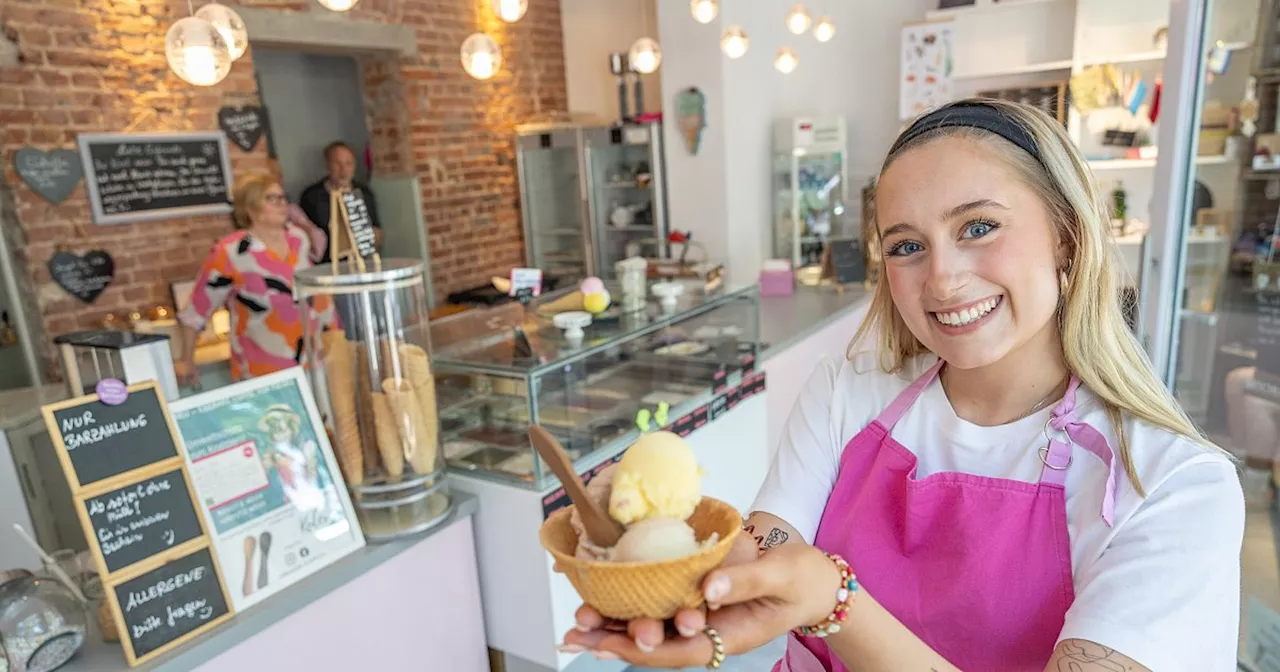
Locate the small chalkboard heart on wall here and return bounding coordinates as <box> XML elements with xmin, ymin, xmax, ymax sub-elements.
<box><xmin>49</xmin><ymin>250</ymin><xmax>114</xmax><ymax>304</ymax></box>
<box><xmin>218</xmin><ymin>106</ymin><xmax>267</xmax><ymax>152</ymax></box>
<box><xmin>14</xmin><ymin>147</ymin><xmax>83</xmax><ymax>204</ymax></box>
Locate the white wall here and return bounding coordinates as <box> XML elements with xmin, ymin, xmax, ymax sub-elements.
<box><xmin>657</xmin><ymin>0</ymin><xmax>936</xmax><ymax>286</ymax></box>
<box><xmin>560</xmin><ymin>0</ymin><xmax>661</xmax><ymax>123</ymax></box>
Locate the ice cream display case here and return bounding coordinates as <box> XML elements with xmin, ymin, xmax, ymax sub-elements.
<box><xmin>431</xmin><ymin>284</ymin><xmax>759</xmax><ymax>489</ymax></box>
<box><xmin>773</xmin><ymin>116</ymin><xmax>849</xmax><ymax>281</ymax></box>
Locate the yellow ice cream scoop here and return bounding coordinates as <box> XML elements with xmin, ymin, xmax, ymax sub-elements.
<box><xmin>609</xmin><ymin>431</ymin><xmax>702</xmax><ymax>525</ymax></box>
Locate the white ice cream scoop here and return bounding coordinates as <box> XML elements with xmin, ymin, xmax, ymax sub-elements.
<box><xmin>613</xmin><ymin>517</ymin><xmax>701</xmax><ymax>562</ymax></box>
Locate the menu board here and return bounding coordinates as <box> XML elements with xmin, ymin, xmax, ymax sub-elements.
<box><xmin>112</xmin><ymin>548</ymin><xmax>230</xmax><ymax>660</ymax></box>
<box><xmin>48</xmin><ymin>384</ymin><xmax>178</xmax><ymax>488</ymax></box>
<box><xmin>341</xmin><ymin>191</ymin><xmax>378</xmax><ymax>259</ymax></box>
<box><xmin>42</xmin><ymin>381</ymin><xmax>234</xmax><ymax>667</ymax></box>
<box><xmin>77</xmin><ymin>131</ymin><xmax>233</xmax><ymax>225</ymax></box>
<box><xmin>1257</xmin><ymin>291</ymin><xmax>1280</xmax><ymax>378</ymax></box>
<box><xmin>824</xmin><ymin>237</ymin><xmax>865</xmax><ymax>285</ymax></box>
<box><xmin>85</xmin><ymin>469</ymin><xmax>205</xmax><ymax>574</ymax></box>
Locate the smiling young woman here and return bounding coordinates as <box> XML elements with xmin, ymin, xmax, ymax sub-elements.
<box><xmin>561</xmin><ymin>100</ymin><xmax>1245</xmax><ymax>671</ymax></box>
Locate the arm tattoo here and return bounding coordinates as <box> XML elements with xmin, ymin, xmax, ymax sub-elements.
<box><xmin>1055</xmin><ymin>640</ymin><xmax>1142</xmax><ymax>672</ymax></box>
<box><xmin>742</xmin><ymin>523</ymin><xmax>789</xmax><ymax>553</ymax></box>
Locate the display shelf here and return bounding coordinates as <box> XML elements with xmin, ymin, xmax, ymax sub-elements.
<box><xmin>1087</xmin><ymin>154</ymin><xmax>1235</xmax><ymax>170</ymax></box>
<box><xmin>605</xmin><ymin>225</ymin><xmax>655</xmax><ymax>233</ymax></box>
<box><xmin>926</xmin><ymin>0</ymin><xmax>1065</xmax><ymax>20</ymax></box>
<box><xmin>953</xmin><ymin>59</ymin><xmax>1073</xmax><ymax>79</ymax></box>
<box><xmin>1077</xmin><ymin>41</ymin><xmax>1248</xmax><ymax>68</ymax></box>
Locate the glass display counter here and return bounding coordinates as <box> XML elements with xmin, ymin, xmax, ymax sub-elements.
<box><xmin>431</xmin><ymin>285</ymin><xmax>759</xmax><ymax>489</ymax></box>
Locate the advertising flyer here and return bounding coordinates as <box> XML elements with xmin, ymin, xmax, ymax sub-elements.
<box><xmin>169</xmin><ymin>368</ymin><xmax>364</xmax><ymax>611</ymax></box>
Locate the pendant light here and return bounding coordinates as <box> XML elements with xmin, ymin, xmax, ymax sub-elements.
<box><xmin>315</xmin><ymin>0</ymin><xmax>358</xmax><ymax>11</ymax></box>
<box><xmin>785</xmin><ymin>5</ymin><xmax>811</xmax><ymax>35</ymax></box>
<box><xmin>628</xmin><ymin>37</ymin><xmax>662</xmax><ymax>74</ymax></box>
<box><xmin>813</xmin><ymin>17</ymin><xmax>835</xmax><ymax>43</ymax></box>
<box><xmin>194</xmin><ymin>3</ymin><xmax>248</xmax><ymax>61</ymax></box>
<box><xmin>690</xmin><ymin>0</ymin><xmax>718</xmax><ymax>24</ymax></box>
<box><xmin>461</xmin><ymin>33</ymin><xmax>502</xmax><ymax>80</ymax></box>
<box><xmin>721</xmin><ymin>26</ymin><xmax>749</xmax><ymax>59</ymax></box>
<box><xmin>492</xmin><ymin>0</ymin><xmax>527</xmax><ymax>23</ymax></box>
<box><xmin>775</xmin><ymin>47</ymin><xmax>798</xmax><ymax>74</ymax></box>
<box><xmin>165</xmin><ymin>16</ymin><xmax>233</xmax><ymax>86</ymax></box>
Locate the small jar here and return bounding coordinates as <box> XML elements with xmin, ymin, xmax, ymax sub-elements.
<box><xmin>0</xmin><ymin>570</ymin><xmax>87</xmax><ymax>672</ymax></box>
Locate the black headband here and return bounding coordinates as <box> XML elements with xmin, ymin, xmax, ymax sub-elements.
<box><xmin>889</xmin><ymin>102</ymin><xmax>1042</xmax><ymax>164</ymax></box>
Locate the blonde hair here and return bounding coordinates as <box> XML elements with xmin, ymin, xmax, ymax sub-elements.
<box><xmin>854</xmin><ymin>98</ymin><xmax>1216</xmax><ymax>496</ymax></box>
<box><xmin>231</xmin><ymin>173</ymin><xmax>281</xmax><ymax>230</ymax></box>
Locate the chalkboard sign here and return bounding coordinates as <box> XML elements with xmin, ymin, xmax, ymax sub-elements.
<box><xmin>77</xmin><ymin>131</ymin><xmax>234</xmax><ymax>225</ymax></box>
<box><xmin>48</xmin><ymin>249</ymin><xmax>115</xmax><ymax>304</ymax></box>
<box><xmin>825</xmin><ymin>237</ymin><xmax>865</xmax><ymax>284</ymax></box>
<box><xmin>1257</xmin><ymin>290</ymin><xmax>1280</xmax><ymax>378</ymax></box>
<box><xmin>85</xmin><ymin>469</ymin><xmax>205</xmax><ymax>574</ymax></box>
<box><xmin>49</xmin><ymin>385</ymin><xmax>178</xmax><ymax>488</ymax></box>
<box><xmin>112</xmin><ymin>547</ymin><xmax>231</xmax><ymax>661</ymax></box>
<box><xmin>341</xmin><ymin>191</ymin><xmax>378</xmax><ymax>259</ymax></box>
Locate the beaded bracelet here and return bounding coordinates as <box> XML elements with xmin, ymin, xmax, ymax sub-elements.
<box><xmin>795</xmin><ymin>552</ymin><xmax>858</xmax><ymax>638</ymax></box>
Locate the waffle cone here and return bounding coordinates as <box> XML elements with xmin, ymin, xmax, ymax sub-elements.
<box><xmin>321</xmin><ymin>331</ymin><xmax>363</xmax><ymax>486</ymax></box>
<box><xmin>370</xmin><ymin>392</ymin><xmax>406</xmax><ymax>479</ymax></box>
<box><xmin>536</xmin><ymin>291</ymin><xmax>585</xmax><ymax>315</ymax></box>
<box><xmin>355</xmin><ymin>343</ymin><xmax>380</xmax><ymax>475</ymax></box>
<box><xmin>540</xmin><ymin>497</ymin><xmax>742</xmax><ymax>620</ymax></box>
<box><xmin>397</xmin><ymin>343</ymin><xmax>433</xmax><ymax>390</ymax></box>
<box><xmin>382</xmin><ymin>377</ymin><xmax>438</xmax><ymax>475</ymax></box>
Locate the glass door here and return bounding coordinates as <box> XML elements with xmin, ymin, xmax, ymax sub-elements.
<box><xmin>516</xmin><ymin>126</ymin><xmax>591</xmax><ymax>283</ymax></box>
<box><xmin>1154</xmin><ymin>0</ymin><xmax>1276</xmax><ymax>663</ymax></box>
<box><xmin>584</xmin><ymin>123</ymin><xmax>666</xmax><ymax>279</ymax></box>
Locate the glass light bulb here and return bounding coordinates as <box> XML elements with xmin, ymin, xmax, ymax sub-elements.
<box><xmin>628</xmin><ymin>37</ymin><xmax>662</xmax><ymax>74</ymax></box>
<box><xmin>813</xmin><ymin>17</ymin><xmax>835</xmax><ymax>42</ymax></box>
<box><xmin>194</xmin><ymin>3</ymin><xmax>248</xmax><ymax>61</ymax></box>
<box><xmin>775</xmin><ymin>47</ymin><xmax>798</xmax><ymax>74</ymax></box>
<box><xmin>493</xmin><ymin>0</ymin><xmax>528</xmax><ymax>23</ymax></box>
<box><xmin>165</xmin><ymin>17</ymin><xmax>232</xmax><ymax>87</ymax></box>
<box><xmin>785</xmin><ymin>5</ymin><xmax>811</xmax><ymax>35</ymax></box>
<box><xmin>461</xmin><ymin>33</ymin><xmax>502</xmax><ymax>80</ymax></box>
<box><xmin>315</xmin><ymin>0</ymin><xmax>359</xmax><ymax>11</ymax></box>
<box><xmin>720</xmin><ymin>26</ymin><xmax>749</xmax><ymax>59</ymax></box>
<box><xmin>690</xmin><ymin>0</ymin><xmax>718</xmax><ymax>24</ymax></box>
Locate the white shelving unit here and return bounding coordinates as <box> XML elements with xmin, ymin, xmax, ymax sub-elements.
<box><xmin>953</xmin><ymin>59</ymin><xmax>1073</xmax><ymax>80</ymax></box>
<box><xmin>926</xmin><ymin>0</ymin><xmax>1067</xmax><ymax>21</ymax></box>
<box><xmin>1088</xmin><ymin>154</ymin><xmax>1237</xmax><ymax>170</ymax></box>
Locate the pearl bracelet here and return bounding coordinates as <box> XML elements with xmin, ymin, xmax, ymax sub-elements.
<box><xmin>795</xmin><ymin>552</ymin><xmax>858</xmax><ymax>638</ymax></box>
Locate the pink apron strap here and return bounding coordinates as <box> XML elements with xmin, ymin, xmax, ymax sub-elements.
<box><xmin>875</xmin><ymin>358</ymin><xmax>945</xmax><ymax>430</ymax></box>
<box><xmin>1042</xmin><ymin>377</ymin><xmax>1119</xmax><ymax>527</ymax></box>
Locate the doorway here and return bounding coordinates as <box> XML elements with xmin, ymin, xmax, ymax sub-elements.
<box><xmin>253</xmin><ymin>48</ymin><xmax>373</xmax><ymax>200</ymax></box>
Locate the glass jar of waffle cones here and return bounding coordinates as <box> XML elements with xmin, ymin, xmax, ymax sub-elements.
<box><xmin>295</xmin><ymin>259</ymin><xmax>452</xmax><ymax>542</ymax></box>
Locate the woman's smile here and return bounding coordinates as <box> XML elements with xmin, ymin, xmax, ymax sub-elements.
<box><xmin>931</xmin><ymin>295</ymin><xmax>1003</xmax><ymax>333</ymax></box>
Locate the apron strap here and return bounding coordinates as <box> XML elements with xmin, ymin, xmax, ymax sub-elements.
<box><xmin>876</xmin><ymin>358</ymin><xmax>945</xmax><ymax>430</ymax></box>
<box><xmin>1042</xmin><ymin>377</ymin><xmax>1119</xmax><ymax>527</ymax></box>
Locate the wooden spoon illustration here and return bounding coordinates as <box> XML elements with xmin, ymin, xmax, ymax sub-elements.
<box><xmin>528</xmin><ymin>425</ymin><xmax>623</xmax><ymax>547</ymax></box>
<box><xmin>242</xmin><ymin>535</ymin><xmax>256</xmax><ymax>597</ymax></box>
<box><xmin>257</xmin><ymin>531</ymin><xmax>272</xmax><ymax>589</ymax></box>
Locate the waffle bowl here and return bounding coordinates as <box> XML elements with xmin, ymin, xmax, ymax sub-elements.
<box><xmin>540</xmin><ymin>497</ymin><xmax>742</xmax><ymax>620</ymax></box>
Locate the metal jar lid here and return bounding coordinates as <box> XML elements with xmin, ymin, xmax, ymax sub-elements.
<box><xmin>295</xmin><ymin>258</ymin><xmax>424</xmax><ymax>290</ymax></box>
<box><xmin>0</xmin><ymin>569</ymin><xmax>33</xmax><ymax>590</ymax></box>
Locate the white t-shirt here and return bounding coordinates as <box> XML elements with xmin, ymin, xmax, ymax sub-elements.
<box><xmin>752</xmin><ymin>353</ymin><xmax>1245</xmax><ymax>672</ymax></box>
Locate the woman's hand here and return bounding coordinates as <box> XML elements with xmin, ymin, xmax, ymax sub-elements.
<box><xmin>175</xmin><ymin>358</ymin><xmax>201</xmax><ymax>389</ymax></box>
<box><xmin>560</xmin><ymin>535</ymin><xmax>843</xmax><ymax>667</ymax></box>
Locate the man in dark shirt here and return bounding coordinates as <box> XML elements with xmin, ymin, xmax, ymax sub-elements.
<box><xmin>297</xmin><ymin>141</ymin><xmax>384</xmax><ymax>263</ymax></box>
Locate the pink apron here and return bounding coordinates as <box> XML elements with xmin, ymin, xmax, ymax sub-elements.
<box><xmin>774</xmin><ymin>359</ymin><xmax>1118</xmax><ymax>672</ymax></box>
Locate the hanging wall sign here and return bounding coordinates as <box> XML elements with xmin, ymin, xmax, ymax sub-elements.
<box><xmin>77</xmin><ymin>131</ymin><xmax>234</xmax><ymax>225</ymax></box>
<box><xmin>340</xmin><ymin>190</ymin><xmax>378</xmax><ymax>259</ymax></box>
<box><xmin>217</xmin><ymin>106</ymin><xmax>267</xmax><ymax>152</ymax></box>
<box><xmin>41</xmin><ymin>381</ymin><xmax>234</xmax><ymax>667</ymax></box>
<box><xmin>49</xmin><ymin>249</ymin><xmax>114</xmax><ymax>304</ymax></box>
<box><xmin>14</xmin><ymin>147</ymin><xmax>83</xmax><ymax>204</ymax></box>
<box><xmin>675</xmin><ymin>87</ymin><xmax>707</xmax><ymax>156</ymax></box>
<box><xmin>900</xmin><ymin>21</ymin><xmax>955</xmax><ymax>120</ymax></box>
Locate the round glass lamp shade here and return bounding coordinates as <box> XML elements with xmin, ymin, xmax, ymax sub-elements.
<box><xmin>165</xmin><ymin>17</ymin><xmax>233</xmax><ymax>87</ymax></box>
<box><xmin>492</xmin><ymin>0</ymin><xmax>527</xmax><ymax>22</ymax></box>
<box><xmin>690</xmin><ymin>0</ymin><xmax>718</xmax><ymax>24</ymax></box>
<box><xmin>813</xmin><ymin>17</ymin><xmax>835</xmax><ymax>42</ymax></box>
<box><xmin>785</xmin><ymin>5</ymin><xmax>811</xmax><ymax>35</ymax></box>
<box><xmin>315</xmin><ymin>0</ymin><xmax>359</xmax><ymax>11</ymax></box>
<box><xmin>461</xmin><ymin>33</ymin><xmax>502</xmax><ymax>80</ymax></box>
<box><xmin>775</xmin><ymin>47</ymin><xmax>798</xmax><ymax>74</ymax></box>
<box><xmin>194</xmin><ymin>3</ymin><xmax>248</xmax><ymax>61</ymax></box>
<box><xmin>720</xmin><ymin>26</ymin><xmax>749</xmax><ymax>59</ymax></box>
<box><xmin>628</xmin><ymin>37</ymin><xmax>662</xmax><ymax>74</ymax></box>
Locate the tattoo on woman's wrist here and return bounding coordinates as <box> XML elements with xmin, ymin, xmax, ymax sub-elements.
<box><xmin>743</xmin><ymin>523</ymin><xmax>789</xmax><ymax>552</ymax></box>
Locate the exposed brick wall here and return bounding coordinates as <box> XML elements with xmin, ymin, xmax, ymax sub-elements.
<box><xmin>0</xmin><ymin>0</ymin><xmax>568</xmax><ymax>369</ymax></box>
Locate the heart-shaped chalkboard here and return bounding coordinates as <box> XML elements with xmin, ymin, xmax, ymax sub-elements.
<box><xmin>14</xmin><ymin>147</ymin><xmax>83</xmax><ymax>204</ymax></box>
<box><xmin>218</xmin><ymin>106</ymin><xmax>267</xmax><ymax>152</ymax></box>
<box><xmin>49</xmin><ymin>250</ymin><xmax>115</xmax><ymax>304</ymax></box>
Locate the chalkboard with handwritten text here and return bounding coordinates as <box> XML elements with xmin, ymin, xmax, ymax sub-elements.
<box><xmin>112</xmin><ymin>547</ymin><xmax>230</xmax><ymax>660</ymax></box>
<box><xmin>77</xmin><ymin>132</ymin><xmax>234</xmax><ymax>225</ymax></box>
<box><xmin>50</xmin><ymin>385</ymin><xmax>177</xmax><ymax>488</ymax></box>
<box><xmin>85</xmin><ymin>469</ymin><xmax>205</xmax><ymax>574</ymax></box>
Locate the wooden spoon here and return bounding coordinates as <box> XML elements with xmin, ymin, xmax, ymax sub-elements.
<box><xmin>528</xmin><ymin>425</ymin><xmax>623</xmax><ymax>547</ymax></box>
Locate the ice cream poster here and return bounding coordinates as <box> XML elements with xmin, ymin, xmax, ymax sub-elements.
<box><xmin>168</xmin><ymin>368</ymin><xmax>364</xmax><ymax>611</ymax></box>
<box><xmin>675</xmin><ymin>87</ymin><xmax>707</xmax><ymax>156</ymax></box>
<box><xmin>900</xmin><ymin>21</ymin><xmax>954</xmax><ymax>120</ymax></box>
